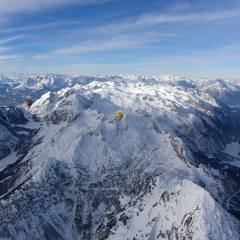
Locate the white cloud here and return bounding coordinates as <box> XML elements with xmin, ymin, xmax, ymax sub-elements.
<box><xmin>135</xmin><ymin>9</ymin><xmax>240</xmax><ymax>25</ymax></box>
<box><xmin>0</xmin><ymin>54</ymin><xmax>20</xmax><ymax>61</ymax></box>
<box><xmin>0</xmin><ymin>35</ymin><xmax>24</xmax><ymax>45</ymax></box>
<box><xmin>34</xmin><ymin>34</ymin><xmax>157</xmax><ymax>59</ymax></box>
<box><xmin>0</xmin><ymin>36</ymin><xmax>22</xmax><ymax>61</ymax></box>
<box><xmin>90</xmin><ymin>9</ymin><xmax>240</xmax><ymax>34</ymax></box>
<box><xmin>0</xmin><ymin>0</ymin><xmax>108</xmax><ymax>14</ymax></box>
<box><xmin>0</xmin><ymin>46</ymin><xmax>12</xmax><ymax>53</ymax></box>
<box><xmin>2</xmin><ymin>22</ymin><xmax>66</xmax><ymax>33</ymax></box>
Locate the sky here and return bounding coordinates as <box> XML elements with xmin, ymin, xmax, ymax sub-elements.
<box><xmin>0</xmin><ymin>0</ymin><xmax>240</xmax><ymax>78</ymax></box>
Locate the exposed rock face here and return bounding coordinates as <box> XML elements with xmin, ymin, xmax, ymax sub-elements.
<box><xmin>108</xmin><ymin>179</ymin><xmax>239</xmax><ymax>240</ymax></box>
<box><xmin>0</xmin><ymin>75</ymin><xmax>239</xmax><ymax>239</ymax></box>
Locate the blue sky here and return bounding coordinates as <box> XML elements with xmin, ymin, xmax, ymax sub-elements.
<box><xmin>1</xmin><ymin>0</ymin><xmax>240</xmax><ymax>78</ymax></box>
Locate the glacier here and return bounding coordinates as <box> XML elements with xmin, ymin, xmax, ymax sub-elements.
<box><xmin>0</xmin><ymin>74</ymin><xmax>239</xmax><ymax>239</ymax></box>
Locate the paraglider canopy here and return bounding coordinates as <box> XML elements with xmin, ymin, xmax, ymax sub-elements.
<box><xmin>115</xmin><ymin>112</ymin><xmax>124</xmax><ymax>121</ymax></box>
<box><xmin>24</xmin><ymin>99</ymin><xmax>33</xmax><ymax>108</ymax></box>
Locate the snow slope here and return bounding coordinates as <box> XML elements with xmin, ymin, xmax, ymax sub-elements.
<box><xmin>108</xmin><ymin>179</ymin><xmax>239</xmax><ymax>240</ymax></box>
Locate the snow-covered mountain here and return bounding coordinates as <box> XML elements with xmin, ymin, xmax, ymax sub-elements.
<box><xmin>0</xmin><ymin>74</ymin><xmax>239</xmax><ymax>239</ymax></box>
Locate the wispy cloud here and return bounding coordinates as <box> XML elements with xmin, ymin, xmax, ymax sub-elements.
<box><xmin>0</xmin><ymin>0</ymin><xmax>110</xmax><ymax>14</ymax></box>
<box><xmin>0</xmin><ymin>54</ymin><xmax>21</xmax><ymax>61</ymax></box>
<box><xmin>3</xmin><ymin>43</ymin><xmax>240</xmax><ymax>78</ymax></box>
<box><xmin>34</xmin><ymin>33</ymin><xmax>158</xmax><ymax>59</ymax></box>
<box><xmin>1</xmin><ymin>1</ymin><xmax>240</xmax><ymax>79</ymax></box>
<box><xmin>0</xmin><ymin>36</ymin><xmax>23</xmax><ymax>62</ymax></box>
<box><xmin>0</xmin><ymin>35</ymin><xmax>24</xmax><ymax>45</ymax></box>
<box><xmin>90</xmin><ymin>9</ymin><xmax>240</xmax><ymax>34</ymax></box>
<box><xmin>136</xmin><ymin>9</ymin><xmax>240</xmax><ymax>24</ymax></box>
<box><xmin>0</xmin><ymin>46</ymin><xmax>12</xmax><ymax>53</ymax></box>
<box><xmin>1</xmin><ymin>22</ymin><xmax>66</xmax><ymax>33</ymax></box>
<box><xmin>139</xmin><ymin>43</ymin><xmax>240</xmax><ymax>73</ymax></box>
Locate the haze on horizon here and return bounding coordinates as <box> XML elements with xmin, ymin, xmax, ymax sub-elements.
<box><xmin>0</xmin><ymin>0</ymin><xmax>240</xmax><ymax>79</ymax></box>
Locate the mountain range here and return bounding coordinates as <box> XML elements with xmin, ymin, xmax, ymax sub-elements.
<box><xmin>0</xmin><ymin>74</ymin><xmax>239</xmax><ymax>239</ymax></box>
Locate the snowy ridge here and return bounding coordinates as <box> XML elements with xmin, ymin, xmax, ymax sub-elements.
<box><xmin>109</xmin><ymin>179</ymin><xmax>239</xmax><ymax>240</ymax></box>
<box><xmin>0</xmin><ymin>75</ymin><xmax>239</xmax><ymax>239</ymax></box>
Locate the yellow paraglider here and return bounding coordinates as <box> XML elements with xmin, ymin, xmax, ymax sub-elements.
<box><xmin>115</xmin><ymin>112</ymin><xmax>124</xmax><ymax>121</ymax></box>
